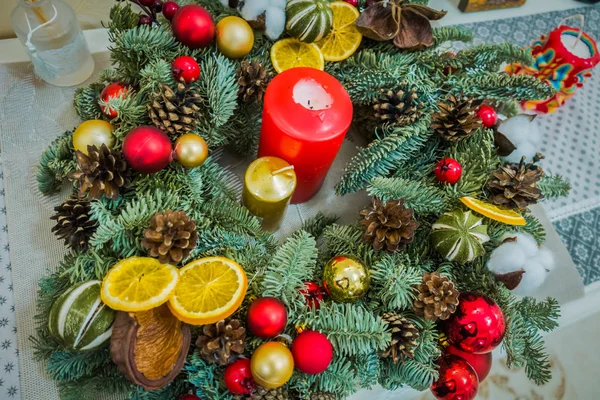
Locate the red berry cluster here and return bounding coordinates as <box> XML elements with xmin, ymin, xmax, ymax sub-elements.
<box><xmin>131</xmin><ymin>0</ymin><xmax>179</xmax><ymax>26</ymax></box>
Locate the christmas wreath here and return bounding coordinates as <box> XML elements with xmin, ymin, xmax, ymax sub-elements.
<box><xmin>34</xmin><ymin>0</ymin><xmax>571</xmax><ymax>399</ymax></box>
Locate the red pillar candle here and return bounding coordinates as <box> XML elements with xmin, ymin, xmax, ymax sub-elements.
<box><xmin>258</xmin><ymin>67</ymin><xmax>353</xmax><ymax>204</ymax></box>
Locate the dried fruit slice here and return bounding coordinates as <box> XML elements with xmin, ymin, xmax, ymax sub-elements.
<box><xmin>270</xmin><ymin>38</ymin><xmax>325</xmax><ymax>73</ymax></box>
<box><xmin>316</xmin><ymin>1</ymin><xmax>362</xmax><ymax>62</ymax></box>
<box><xmin>460</xmin><ymin>196</ymin><xmax>527</xmax><ymax>226</ymax></box>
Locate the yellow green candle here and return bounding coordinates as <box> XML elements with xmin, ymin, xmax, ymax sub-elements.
<box><xmin>242</xmin><ymin>157</ymin><xmax>297</xmax><ymax>231</ymax></box>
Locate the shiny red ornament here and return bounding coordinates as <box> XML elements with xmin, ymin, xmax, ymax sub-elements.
<box><xmin>172</xmin><ymin>4</ymin><xmax>215</xmax><ymax>49</ymax></box>
<box><xmin>299</xmin><ymin>281</ymin><xmax>324</xmax><ymax>309</ymax></box>
<box><xmin>291</xmin><ymin>330</ymin><xmax>333</xmax><ymax>374</ymax></box>
<box><xmin>247</xmin><ymin>297</ymin><xmax>288</xmax><ymax>338</ymax></box>
<box><xmin>476</xmin><ymin>105</ymin><xmax>498</xmax><ymax>128</ymax></box>
<box><xmin>99</xmin><ymin>82</ymin><xmax>130</xmax><ymax>119</ymax></box>
<box><xmin>172</xmin><ymin>56</ymin><xmax>200</xmax><ymax>83</ymax></box>
<box><xmin>178</xmin><ymin>395</ymin><xmax>201</xmax><ymax>400</ymax></box>
<box><xmin>446</xmin><ymin>292</ymin><xmax>506</xmax><ymax>354</ymax></box>
<box><xmin>224</xmin><ymin>359</ymin><xmax>256</xmax><ymax>395</ymax></box>
<box><xmin>446</xmin><ymin>345</ymin><xmax>492</xmax><ymax>382</ymax></box>
<box><xmin>343</xmin><ymin>0</ymin><xmax>359</xmax><ymax>6</ymax></box>
<box><xmin>434</xmin><ymin>158</ymin><xmax>462</xmax><ymax>184</ymax></box>
<box><xmin>122</xmin><ymin>126</ymin><xmax>173</xmax><ymax>174</ymax></box>
<box><xmin>430</xmin><ymin>355</ymin><xmax>478</xmax><ymax>400</ymax></box>
<box><xmin>162</xmin><ymin>1</ymin><xmax>179</xmax><ymax>21</ymax></box>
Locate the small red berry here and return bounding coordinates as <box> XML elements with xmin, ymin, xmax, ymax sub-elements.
<box><xmin>224</xmin><ymin>359</ymin><xmax>255</xmax><ymax>395</ymax></box>
<box><xmin>172</xmin><ymin>56</ymin><xmax>201</xmax><ymax>83</ymax></box>
<box><xmin>162</xmin><ymin>1</ymin><xmax>179</xmax><ymax>21</ymax></box>
<box><xmin>299</xmin><ymin>281</ymin><xmax>324</xmax><ymax>309</ymax></box>
<box><xmin>343</xmin><ymin>0</ymin><xmax>359</xmax><ymax>7</ymax></box>
<box><xmin>434</xmin><ymin>158</ymin><xmax>462</xmax><ymax>184</ymax></box>
<box><xmin>152</xmin><ymin>0</ymin><xmax>164</xmax><ymax>12</ymax></box>
<box><xmin>138</xmin><ymin>15</ymin><xmax>152</xmax><ymax>26</ymax></box>
<box><xmin>477</xmin><ymin>105</ymin><xmax>498</xmax><ymax>128</ymax></box>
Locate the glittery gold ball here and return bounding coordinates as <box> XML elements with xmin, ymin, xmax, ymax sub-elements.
<box><xmin>174</xmin><ymin>133</ymin><xmax>208</xmax><ymax>168</ymax></box>
<box><xmin>216</xmin><ymin>16</ymin><xmax>254</xmax><ymax>59</ymax></box>
<box><xmin>322</xmin><ymin>255</ymin><xmax>370</xmax><ymax>303</ymax></box>
<box><xmin>250</xmin><ymin>342</ymin><xmax>294</xmax><ymax>389</ymax></box>
<box><xmin>73</xmin><ymin>120</ymin><xmax>115</xmax><ymax>155</ymax></box>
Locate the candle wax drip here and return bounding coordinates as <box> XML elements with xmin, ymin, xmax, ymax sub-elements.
<box><xmin>293</xmin><ymin>78</ymin><xmax>333</xmax><ymax>110</ymax></box>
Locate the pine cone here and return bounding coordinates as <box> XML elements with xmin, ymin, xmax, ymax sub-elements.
<box><xmin>237</xmin><ymin>60</ymin><xmax>272</xmax><ymax>104</ymax></box>
<box><xmin>380</xmin><ymin>312</ymin><xmax>419</xmax><ymax>363</ymax></box>
<box><xmin>431</xmin><ymin>94</ymin><xmax>481</xmax><ymax>142</ymax></box>
<box><xmin>70</xmin><ymin>144</ymin><xmax>131</xmax><ymax>200</ymax></box>
<box><xmin>233</xmin><ymin>386</ymin><xmax>289</xmax><ymax>400</ymax></box>
<box><xmin>373</xmin><ymin>84</ymin><xmax>424</xmax><ymax>127</ymax></box>
<box><xmin>487</xmin><ymin>154</ymin><xmax>545</xmax><ymax>210</ymax></box>
<box><xmin>148</xmin><ymin>80</ymin><xmax>203</xmax><ymax>135</ymax></box>
<box><xmin>51</xmin><ymin>197</ymin><xmax>98</xmax><ymax>251</ymax></box>
<box><xmin>310</xmin><ymin>392</ymin><xmax>336</xmax><ymax>400</ymax></box>
<box><xmin>359</xmin><ymin>197</ymin><xmax>419</xmax><ymax>252</ymax></box>
<box><xmin>195</xmin><ymin>319</ymin><xmax>245</xmax><ymax>366</ymax></box>
<box><xmin>413</xmin><ymin>272</ymin><xmax>459</xmax><ymax>321</ymax></box>
<box><xmin>141</xmin><ymin>210</ymin><xmax>198</xmax><ymax>264</ymax></box>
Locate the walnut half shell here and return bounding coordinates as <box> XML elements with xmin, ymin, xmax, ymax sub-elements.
<box><xmin>110</xmin><ymin>304</ymin><xmax>191</xmax><ymax>391</ymax></box>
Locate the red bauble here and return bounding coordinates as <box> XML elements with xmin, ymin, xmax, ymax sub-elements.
<box><xmin>291</xmin><ymin>330</ymin><xmax>333</xmax><ymax>374</ymax></box>
<box><xmin>430</xmin><ymin>355</ymin><xmax>479</xmax><ymax>400</ymax></box>
<box><xmin>446</xmin><ymin>292</ymin><xmax>506</xmax><ymax>354</ymax></box>
<box><xmin>99</xmin><ymin>82</ymin><xmax>130</xmax><ymax>119</ymax></box>
<box><xmin>224</xmin><ymin>359</ymin><xmax>255</xmax><ymax>395</ymax></box>
<box><xmin>446</xmin><ymin>346</ymin><xmax>492</xmax><ymax>382</ymax></box>
<box><xmin>122</xmin><ymin>126</ymin><xmax>173</xmax><ymax>174</ymax></box>
<box><xmin>434</xmin><ymin>158</ymin><xmax>462</xmax><ymax>184</ymax></box>
<box><xmin>178</xmin><ymin>395</ymin><xmax>201</xmax><ymax>400</ymax></box>
<box><xmin>299</xmin><ymin>281</ymin><xmax>324</xmax><ymax>309</ymax></box>
<box><xmin>343</xmin><ymin>0</ymin><xmax>359</xmax><ymax>7</ymax></box>
<box><xmin>172</xmin><ymin>5</ymin><xmax>215</xmax><ymax>49</ymax></box>
<box><xmin>172</xmin><ymin>56</ymin><xmax>201</xmax><ymax>83</ymax></box>
<box><xmin>477</xmin><ymin>105</ymin><xmax>498</xmax><ymax>128</ymax></box>
<box><xmin>247</xmin><ymin>297</ymin><xmax>287</xmax><ymax>338</ymax></box>
<box><xmin>162</xmin><ymin>1</ymin><xmax>179</xmax><ymax>21</ymax></box>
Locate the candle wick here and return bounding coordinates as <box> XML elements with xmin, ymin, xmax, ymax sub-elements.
<box><xmin>272</xmin><ymin>165</ymin><xmax>295</xmax><ymax>175</ymax></box>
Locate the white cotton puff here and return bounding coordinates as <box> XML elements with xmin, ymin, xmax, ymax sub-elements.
<box><xmin>536</xmin><ymin>248</ymin><xmax>555</xmax><ymax>271</ymax></box>
<box><xmin>241</xmin><ymin>0</ymin><xmax>270</xmax><ymax>20</ymax></box>
<box><xmin>487</xmin><ymin>242</ymin><xmax>526</xmax><ymax>274</ymax></box>
<box><xmin>512</xmin><ymin>261</ymin><xmax>548</xmax><ymax>296</ymax></box>
<box><xmin>497</xmin><ymin>115</ymin><xmax>541</xmax><ymax>164</ymax></box>
<box><xmin>264</xmin><ymin>6</ymin><xmax>286</xmax><ymax>40</ymax></box>
<box><xmin>515</xmin><ymin>233</ymin><xmax>539</xmax><ymax>258</ymax></box>
<box><xmin>269</xmin><ymin>0</ymin><xmax>287</xmax><ymax>9</ymax></box>
<box><xmin>503</xmin><ymin>141</ymin><xmax>538</xmax><ymax>164</ymax></box>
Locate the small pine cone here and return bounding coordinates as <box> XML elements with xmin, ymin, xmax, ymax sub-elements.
<box><xmin>51</xmin><ymin>197</ymin><xmax>98</xmax><ymax>251</ymax></box>
<box><xmin>431</xmin><ymin>94</ymin><xmax>481</xmax><ymax>142</ymax></box>
<box><xmin>310</xmin><ymin>392</ymin><xmax>336</xmax><ymax>400</ymax></box>
<box><xmin>195</xmin><ymin>318</ymin><xmax>246</xmax><ymax>366</ymax></box>
<box><xmin>70</xmin><ymin>144</ymin><xmax>131</xmax><ymax>200</ymax></box>
<box><xmin>237</xmin><ymin>60</ymin><xmax>272</xmax><ymax>104</ymax></box>
<box><xmin>373</xmin><ymin>84</ymin><xmax>424</xmax><ymax>127</ymax></box>
<box><xmin>148</xmin><ymin>80</ymin><xmax>203</xmax><ymax>135</ymax></box>
<box><xmin>487</xmin><ymin>154</ymin><xmax>545</xmax><ymax>210</ymax></box>
<box><xmin>141</xmin><ymin>210</ymin><xmax>198</xmax><ymax>264</ymax></box>
<box><xmin>232</xmin><ymin>386</ymin><xmax>289</xmax><ymax>400</ymax></box>
<box><xmin>359</xmin><ymin>197</ymin><xmax>419</xmax><ymax>252</ymax></box>
<box><xmin>413</xmin><ymin>272</ymin><xmax>459</xmax><ymax>322</ymax></box>
<box><xmin>380</xmin><ymin>312</ymin><xmax>419</xmax><ymax>363</ymax></box>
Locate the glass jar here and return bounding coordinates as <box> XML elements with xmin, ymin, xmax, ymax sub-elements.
<box><xmin>11</xmin><ymin>0</ymin><xmax>95</xmax><ymax>86</ymax></box>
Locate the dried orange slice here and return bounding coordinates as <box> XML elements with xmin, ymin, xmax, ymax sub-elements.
<box><xmin>168</xmin><ymin>257</ymin><xmax>247</xmax><ymax>325</ymax></box>
<box><xmin>101</xmin><ymin>257</ymin><xmax>179</xmax><ymax>312</ymax></box>
<box><xmin>460</xmin><ymin>196</ymin><xmax>527</xmax><ymax>226</ymax></box>
<box><xmin>270</xmin><ymin>38</ymin><xmax>325</xmax><ymax>73</ymax></box>
<box><xmin>316</xmin><ymin>1</ymin><xmax>362</xmax><ymax>62</ymax></box>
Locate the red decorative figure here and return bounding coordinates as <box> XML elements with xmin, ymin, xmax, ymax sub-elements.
<box><xmin>430</xmin><ymin>355</ymin><xmax>478</xmax><ymax>400</ymax></box>
<box><xmin>299</xmin><ymin>281</ymin><xmax>324</xmax><ymax>309</ymax></box>
<box><xmin>434</xmin><ymin>158</ymin><xmax>462</xmax><ymax>184</ymax></box>
<box><xmin>476</xmin><ymin>105</ymin><xmax>498</xmax><ymax>128</ymax></box>
<box><xmin>122</xmin><ymin>126</ymin><xmax>173</xmax><ymax>174</ymax></box>
<box><xmin>291</xmin><ymin>330</ymin><xmax>333</xmax><ymax>374</ymax></box>
<box><xmin>247</xmin><ymin>297</ymin><xmax>288</xmax><ymax>338</ymax></box>
<box><xmin>225</xmin><ymin>359</ymin><xmax>255</xmax><ymax>395</ymax></box>
<box><xmin>172</xmin><ymin>4</ymin><xmax>215</xmax><ymax>49</ymax></box>
<box><xmin>172</xmin><ymin>56</ymin><xmax>201</xmax><ymax>83</ymax></box>
<box><xmin>162</xmin><ymin>1</ymin><xmax>179</xmax><ymax>21</ymax></box>
<box><xmin>446</xmin><ymin>292</ymin><xmax>506</xmax><ymax>354</ymax></box>
<box><xmin>99</xmin><ymin>82</ymin><xmax>130</xmax><ymax>119</ymax></box>
<box><xmin>446</xmin><ymin>345</ymin><xmax>493</xmax><ymax>382</ymax></box>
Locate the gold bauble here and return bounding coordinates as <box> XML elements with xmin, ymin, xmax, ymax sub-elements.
<box><xmin>322</xmin><ymin>254</ymin><xmax>370</xmax><ymax>303</ymax></box>
<box><xmin>216</xmin><ymin>16</ymin><xmax>254</xmax><ymax>59</ymax></box>
<box><xmin>174</xmin><ymin>133</ymin><xmax>209</xmax><ymax>168</ymax></box>
<box><xmin>250</xmin><ymin>342</ymin><xmax>294</xmax><ymax>389</ymax></box>
<box><xmin>73</xmin><ymin>120</ymin><xmax>115</xmax><ymax>155</ymax></box>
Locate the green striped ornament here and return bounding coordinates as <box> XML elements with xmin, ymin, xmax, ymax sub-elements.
<box><xmin>286</xmin><ymin>0</ymin><xmax>333</xmax><ymax>43</ymax></box>
<box><xmin>48</xmin><ymin>280</ymin><xmax>116</xmax><ymax>351</ymax></box>
<box><xmin>431</xmin><ymin>210</ymin><xmax>490</xmax><ymax>264</ymax></box>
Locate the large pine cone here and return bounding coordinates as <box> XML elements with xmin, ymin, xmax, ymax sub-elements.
<box><xmin>359</xmin><ymin>197</ymin><xmax>419</xmax><ymax>252</ymax></box>
<box><xmin>380</xmin><ymin>312</ymin><xmax>419</xmax><ymax>363</ymax></box>
<box><xmin>195</xmin><ymin>318</ymin><xmax>245</xmax><ymax>366</ymax></box>
<box><xmin>310</xmin><ymin>392</ymin><xmax>336</xmax><ymax>400</ymax></box>
<box><xmin>431</xmin><ymin>94</ymin><xmax>481</xmax><ymax>142</ymax></box>
<box><xmin>149</xmin><ymin>81</ymin><xmax>203</xmax><ymax>135</ymax></box>
<box><xmin>70</xmin><ymin>144</ymin><xmax>130</xmax><ymax>200</ymax></box>
<box><xmin>237</xmin><ymin>60</ymin><xmax>272</xmax><ymax>104</ymax></box>
<box><xmin>141</xmin><ymin>210</ymin><xmax>198</xmax><ymax>265</ymax></box>
<box><xmin>413</xmin><ymin>272</ymin><xmax>459</xmax><ymax>321</ymax></box>
<box><xmin>51</xmin><ymin>197</ymin><xmax>98</xmax><ymax>251</ymax></box>
<box><xmin>487</xmin><ymin>154</ymin><xmax>545</xmax><ymax>210</ymax></box>
<box><xmin>233</xmin><ymin>386</ymin><xmax>289</xmax><ymax>400</ymax></box>
<box><xmin>373</xmin><ymin>84</ymin><xmax>424</xmax><ymax>127</ymax></box>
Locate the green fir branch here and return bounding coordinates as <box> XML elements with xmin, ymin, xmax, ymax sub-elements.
<box><xmin>301</xmin><ymin>212</ymin><xmax>340</xmax><ymax>240</ymax></box>
<box><xmin>368</xmin><ymin>177</ymin><xmax>448</xmax><ymax>214</ymax></box>
<box><xmin>73</xmin><ymin>83</ymin><xmax>104</xmax><ymax>121</ymax></box>
<box><xmin>432</xmin><ymin>26</ymin><xmax>474</xmax><ymax>46</ymax></box>
<box><xmin>353</xmin><ymin>351</ymin><xmax>381</xmax><ymax>390</ymax></box>
<box><xmin>449</xmin><ymin>72</ymin><xmax>556</xmax><ymax>102</ymax></box>
<box><xmin>185</xmin><ymin>352</ymin><xmax>231</xmax><ymax>400</ymax></box>
<box><xmin>456</xmin><ymin>43</ymin><xmax>534</xmax><ymax>73</ymax></box>
<box><xmin>539</xmin><ymin>174</ymin><xmax>571</xmax><ymax>199</ymax></box>
<box><xmin>369</xmin><ymin>253</ymin><xmax>422</xmax><ymax>311</ymax></box>
<box><xmin>312</xmin><ymin>356</ymin><xmax>359</xmax><ymax>397</ymax></box>
<box><xmin>37</xmin><ymin>130</ymin><xmax>76</xmax><ymax>195</ymax></box>
<box><xmin>379</xmin><ymin>358</ymin><xmax>439</xmax><ymax>391</ymax></box>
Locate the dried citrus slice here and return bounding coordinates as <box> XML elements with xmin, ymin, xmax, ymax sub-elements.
<box><xmin>460</xmin><ymin>196</ymin><xmax>527</xmax><ymax>226</ymax></box>
<box><xmin>101</xmin><ymin>257</ymin><xmax>178</xmax><ymax>312</ymax></box>
<box><xmin>316</xmin><ymin>1</ymin><xmax>362</xmax><ymax>62</ymax></box>
<box><xmin>168</xmin><ymin>257</ymin><xmax>247</xmax><ymax>325</ymax></box>
<box><xmin>270</xmin><ymin>38</ymin><xmax>324</xmax><ymax>73</ymax></box>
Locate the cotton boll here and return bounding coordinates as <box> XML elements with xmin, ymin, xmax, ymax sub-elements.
<box><xmin>497</xmin><ymin>115</ymin><xmax>534</xmax><ymax>145</ymax></box>
<box><xmin>512</xmin><ymin>261</ymin><xmax>549</xmax><ymax>296</ymax></box>
<box><xmin>487</xmin><ymin>242</ymin><xmax>526</xmax><ymax>274</ymax></box>
<box><xmin>264</xmin><ymin>6</ymin><xmax>286</xmax><ymax>40</ymax></box>
<box><xmin>270</xmin><ymin>0</ymin><xmax>287</xmax><ymax>9</ymax></box>
<box><xmin>515</xmin><ymin>233</ymin><xmax>539</xmax><ymax>258</ymax></box>
<box><xmin>536</xmin><ymin>248</ymin><xmax>555</xmax><ymax>271</ymax></box>
<box><xmin>241</xmin><ymin>0</ymin><xmax>269</xmax><ymax>20</ymax></box>
<box><xmin>502</xmin><ymin>141</ymin><xmax>538</xmax><ymax>163</ymax></box>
